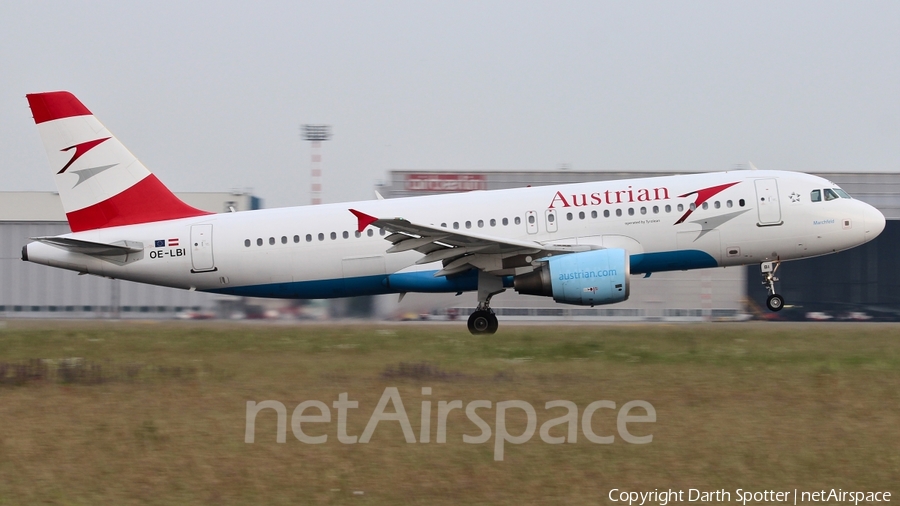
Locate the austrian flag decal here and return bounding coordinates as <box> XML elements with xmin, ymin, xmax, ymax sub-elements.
<box><xmin>168</xmin><ymin>238</ymin><xmax>179</xmax><ymax>247</ymax></box>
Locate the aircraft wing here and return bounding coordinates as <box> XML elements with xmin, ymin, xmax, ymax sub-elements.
<box><xmin>349</xmin><ymin>209</ymin><xmax>591</xmax><ymax>276</ymax></box>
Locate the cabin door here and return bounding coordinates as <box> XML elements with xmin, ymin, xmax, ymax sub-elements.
<box><xmin>754</xmin><ymin>179</ymin><xmax>782</xmax><ymax>225</ymax></box>
<box><xmin>190</xmin><ymin>224</ymin><xmax>216</xmax><ymax>272</ymax></box>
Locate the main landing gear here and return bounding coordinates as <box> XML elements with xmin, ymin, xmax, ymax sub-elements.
<box><xmin>468</xmin><ymin>308</ymin><xmax>498</xmax><ymax>335</ymax></box>
<box><xmin>761</xmin><ymin>261</ymin><xmax>784</xmax><ymax>312</ymax></box>
<box><xmin>468</xmin><ymin>271</ymin><xmax>505</xmax><ymax>335</ymax></box>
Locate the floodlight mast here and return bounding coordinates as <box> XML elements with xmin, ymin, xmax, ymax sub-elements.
<box><xmin>302</xmin><ymin>124</ymin><xmax>332</xmax><ymax>205</ymax></box>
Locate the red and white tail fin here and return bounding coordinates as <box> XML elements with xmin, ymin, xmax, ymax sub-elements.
<box><xmin>26</xmin><ymin>91</ymin><xmax>210</xmax><ymax>232</ymax></box>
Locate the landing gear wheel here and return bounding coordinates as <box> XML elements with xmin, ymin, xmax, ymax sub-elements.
<box><xmin>487</xmin><ymin>312</ymin><xmax>499</xmax><ymax>334</ymax></box>
<box><xmin>468</xmin><ymin>310</ymin><xmax>498</xmax><ymax>335</ymax></box>
<box><xmin>766</xmin><ymin>294</ymin><xmax>784</xmax><ymax>312</ymax></box>
<box><xmin>760</xmin><ymin>261</ymin><xmax>784</xmax><ymax>312</ymax></box>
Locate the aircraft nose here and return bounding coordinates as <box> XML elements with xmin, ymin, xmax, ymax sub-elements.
<box><xmin>864</xmin><ymin>204</ymin><xmax>886</xmax><ymax>240</ymax></box>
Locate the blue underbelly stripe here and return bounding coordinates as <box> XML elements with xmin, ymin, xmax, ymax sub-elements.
<box><xmin>629</xmin><ymin>250</ymin><xmax>718</xmax><ymax>274</ymax></box>
<box><xmin>209</xmin><ymin>250</ymin><xmax>717</xmax><ymax>299</ymax></box>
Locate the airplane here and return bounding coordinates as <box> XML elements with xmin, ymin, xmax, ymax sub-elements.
<box><xmin>21</xmin><ymin>91</ymin><xmax>886</xmax><ymax>334</ymax></box>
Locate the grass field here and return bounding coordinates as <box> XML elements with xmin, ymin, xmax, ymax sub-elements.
<box><xmin>0</xmin><ymin>320</ymin><xmax>897</xmax><ymax>505</ymax></box>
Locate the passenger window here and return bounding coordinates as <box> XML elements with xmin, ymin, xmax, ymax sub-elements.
<box><xmin>726</xmin><ymin>200</ymin><xmax>733</xmax><ymax>208</ymax></box>
<box><xmin>616</xmin><ymin>209</ymin><xmax>622</xmax><ymax>217</ymax></box>
<box><xmin>689</xmin><ymin>203</ymin><xmax>696</xmax><ymax>211</ymax></box>
<box><xmin>578</xmin><ymin>211</ymin><xmax>585</xmax><ymax>219</ymax></box>
<box><xmin>293</xmin><ymin>235</ymin><xmax>300</xmax><ymax>243</ymax></box>
<box><xmin>604</xmin><ymin>210</ymin><xmax>610</xmax><ymax>218</ymax></box>
<box><xmin>441</xmin><ymin>223</ymin><xmax>447</xmax><ymax>228</ymax></box>
<box><xmin>244</xmin><ymin>239</ymin><xmax>251</xmax><ymax>247</ymax></box>
<box><xmin>640</xmin><ymin>207</ymin><xmax>646</xmax><ymax>215</ymax></box>
<box><xmin>342</xmin><ymin>231</ymin><xmax>349</xmax><ymax>239</ymax></box>
<box><xmin>824</xmin><ymin>189</ymin><xmax>839</xmax><ymax>201</ymax></box>
<box><xmin>811</xmin><ymin>190</ymin><xmax>821</xmax><ymax>202</ymax></box>
<box><xmin>502</xmin><ymin>218</ymin><xmax>509</xmax><ymax>226</ymax></box>
<box><xmin>465</xmin><ymin>221</ymin><xmax>472</xmax><ymax>229</ymax></box>
<box><xmin>355</xmin><ymin>231</ymin><xmax>361</xmax><ymax>238</ymax></box>
<box><xmin>380</xmin><ymin>229</ymin><xmax>386</xmax><ymax>236</ymax></box>
<box><xmin>515</xmin><ymin>217</ymin><xmax>521</xmax><ymax>225</ymax></box>
<box><xmin>477</xmin><ymin>220</ymin><xmax>484</xmax><ymax>228</ymax></box>
<box><xmin>269</xmin><ymin>237</ymin><xmax>275</xmax><ymax>245</ymax></box>
<box><xmin>739</xmin><ymin>199</ymin><xmax>745</xmax><ymax>207</ymax></box>
<box><xmin>453</xmin><ymin>222</ymin><xmax>459</xmax><ymax>230</ymax></box>
<box><xmin>281</xmin><ymin>236</ymin><xmax>287</xmax><ymax>244</ymax></box>
<box><xmin>257</xmin><ymin>238</ymin><xmax>263</xmax><ymax>246</ymax></box>
<box><xmin>330</xmin><ymin>232</ymin><xmax>337</xmax><ymax>240</ymax></box>
<box><xmin>548</xmin><ymin>214</ymin><xmax>555</xmax><ymax>223</ymax></box>
<box><xmin>367</xmin><ymin>229</ymin><xmax>374</xmax><ymax>237</ymax></box>
<box><xmin>490</xmin><ymin>219</ymin><xmax>496</xmax><ymax>226</ymax></box>
<box><xmin>665</xmin><ymin>205</ymin><xmax>671</xmax><ymax>213</ymax></box>
<box><xmin>318</xmin><ymin>233</ymin><xmax>324</xmax><ymax>241</ymax></box>
<box><xmin>714</xmin><ymin>201</ymin><xmax>721</xmax><ymax>209</ymax></box>
<box><xmin>677</xmin><ymin>204</ymin><xmax>684</xmax><ymax>212</ymax></box>
<box><xmin>527</xmin><ymin>215</ymin><xmax>535</xmax><ymax>224</ymax></box>
<box><xmin>652</xmin><ymin>206</ymin><xmax>659</xmax><ymax>214</ymax></box>
<box><xmin>701</xmin><ymin>202</ymin><xmax>708</xmax><ymax>210</ymax></box>
<box><xmin>591</xmin><ymin>210</ymin><xmax>598</xmax><ymax>218</ymax></box>
<box><xmin>306</xmin><ymin>234</ymin><xmax>312</xmax><ymax>242</ymax></box>
<box><xmin>566</xmin><ymin>213</ymin><xmax>573</xmax><ymax>221</ymax></box>
<box><xmin>628</xmin><ymin>208</ymin><xmax>634</xmax><ymax>216</ymax></box>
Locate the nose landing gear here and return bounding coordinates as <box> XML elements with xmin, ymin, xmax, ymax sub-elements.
<box><xmin>761</xmin><ymin>261</ymin><xmax>784</xmax><ymax>311</ymax></box>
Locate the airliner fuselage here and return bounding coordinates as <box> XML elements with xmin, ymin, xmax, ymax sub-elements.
<box><xmin>21</xmin><ymin>91</ymin><xmax>886</xmax><ymax>333</ymax></box>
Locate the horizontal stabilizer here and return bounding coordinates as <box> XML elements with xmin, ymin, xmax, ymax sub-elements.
<box><xmin>31</xmin><ymin>236</ymin><xmax>144</xmax><ymax>256</ymax></box>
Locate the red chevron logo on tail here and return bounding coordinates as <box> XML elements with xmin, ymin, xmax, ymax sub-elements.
<box><xmin>58</xmin><ymin>137</ymin><xmax>111</xmax><ymax>174</ymax></box>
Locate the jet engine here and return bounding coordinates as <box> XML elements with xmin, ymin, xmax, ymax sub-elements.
<box><xmin>513</xmin><ymin>249</ymin><xmax>630</xmax><ymax>306</ymax></box>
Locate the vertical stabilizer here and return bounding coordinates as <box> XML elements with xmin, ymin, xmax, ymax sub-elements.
<box><xmin>26</xmin><ymin>91</ymin><xmax>210</xmax><ymax>232</ymax></box>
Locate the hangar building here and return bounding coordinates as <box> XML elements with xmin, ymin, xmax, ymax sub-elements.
<box><xmin>2</xmin><ymin>169</ymin><xmax>897</xmax><ymax>321</ymax></box>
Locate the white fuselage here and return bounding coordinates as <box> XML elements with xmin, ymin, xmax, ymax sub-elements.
<box><xmin>24</xmin><ymin>170</ymin><xmax>885</xmax><ymax>302</ymax></box>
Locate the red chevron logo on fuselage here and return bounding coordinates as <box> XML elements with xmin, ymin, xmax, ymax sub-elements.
<box><xmin>674</xmin><ymin>181</ymin><xmax>740</xmax><ymax>225</ymax></box>
<box><xmin>58</xmin><ymin>137</ymin><xmax>111</xmax><ymax>174</ymax></box>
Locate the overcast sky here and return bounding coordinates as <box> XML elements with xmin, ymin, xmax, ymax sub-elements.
<box><xmin>2</xmin><ymin>1</ymin><xmax>898</xmax><ymax>208</ymax></box>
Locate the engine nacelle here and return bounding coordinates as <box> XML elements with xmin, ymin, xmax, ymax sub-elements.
<box><xmin>513</xmin><ymin>249</ymin><xmax>630</xmax><ymax>306</ymax></box>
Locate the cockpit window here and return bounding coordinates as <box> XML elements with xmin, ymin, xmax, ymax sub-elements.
<box><xmin>834</xmin><ymin>188</ymin><xmax>851</xmax><ymax>199</ymax></box>
<box><xmin>810</xmin><ymin>190</ymin><xmax>821</xmax><ymax>202</ymax></box>
<box><xmin>824</xmin><ymin>189</ymin><xmax>839</xmax><ymax>201</ymax></box>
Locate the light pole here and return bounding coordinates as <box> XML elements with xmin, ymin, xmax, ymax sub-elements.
<box><xmin>302</xmin><ymin>125</ymin><xmax>332</xmax><ymax>205</ymax></box>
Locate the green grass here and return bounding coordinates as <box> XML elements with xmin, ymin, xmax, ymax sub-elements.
<box><xmin>0</xmin><ymin>320</ymin><xmax>897</xmax><ymax>505</ymax></box>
